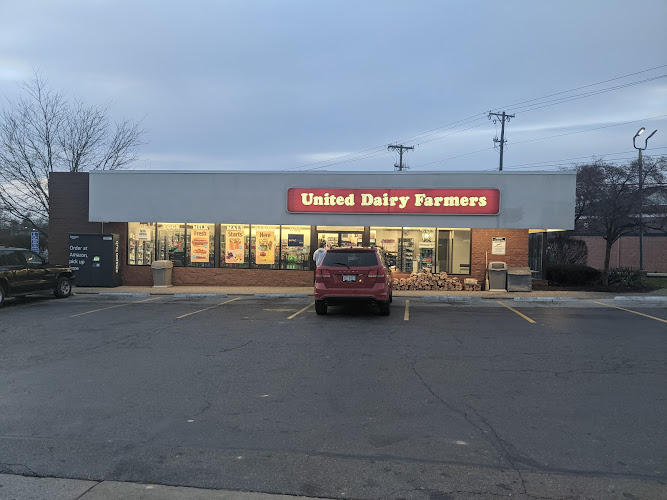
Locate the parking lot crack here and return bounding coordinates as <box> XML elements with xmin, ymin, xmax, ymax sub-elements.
<box><xmin>0</xmin><ymin>461</ymin><xmax>37</xmax><ymax>475</ymax></box>
<box><xmin>206</xmin><ymin>340</ymin><xmax>253</xmax><ymax>356</ymax></box>
<box><xmin>411</xmin><ymin>361</ymin><xmax>533</xmax><ymax>497</ymax></box>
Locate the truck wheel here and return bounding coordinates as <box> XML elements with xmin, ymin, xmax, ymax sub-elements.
<box><xmin>54</xmin><ymin>277</ymin><xmax>72</xmax><ymax>298</ymax></box>
<box><xmin>315</xmin><ymin>300</ymin><xmax>327</xmax><ymax>315</ymax></box>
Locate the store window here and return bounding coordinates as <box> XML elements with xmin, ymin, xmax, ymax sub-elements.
<box><xmin>251</xmin><ymin>225</ymin><xmax>280</xmax><ymax>269</ymax></box>
<box><xmin>280</xmin><ymin>226</ymin><xmax>311</xmax><ymax>270</ymax></box>
<box><xmin>371</xmin><ymin>227</ymin><xmax>401</xmax><ymax>270</ymax></box>
<box><xmin>128</xmin><ymin>222</ymin><xmax>155</xmax><ymax>266</ymax></box>
<box><xmin>186</xmin><ymin>223</ymin><xmax>215</xmax><ymax>267</ymax></box>
<box><xmin>157</xmin><ymin>223</ymin><xmax>186</xmax><ymax>266</ymax></box>
<box><xmin>436</xmin><ymin>228</ymin><xmax>471</xmax><ymax>274</ymax></box>
<box><xmin>220</xmin><ymin>224</ymin><xmax>250</xmax><ymax>268</ymax></box>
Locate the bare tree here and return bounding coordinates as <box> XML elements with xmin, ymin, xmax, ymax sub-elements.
<box><xmin>0</xmin><ymin>72</ymin><xmax>145</xmax><ymax>238</ymax></box>
<box><xmin>575</xmin><ymin>157</ymin><xmax>667</xmax><ymax>285</ymax></box>
<box><xmin>547</xmin><ymin>233</ymin><xmax>588</xmax><ymax>265</ymax></box>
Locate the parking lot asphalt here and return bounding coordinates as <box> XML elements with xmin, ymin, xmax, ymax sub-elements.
<box><xmin>70</xmin><ymin>284</ymin><xmax>667</xmax><ymax>299</ymax></box>
<box><xmin>0</xmin><ymin>291</ymin><xmax>665</xmax><ymax>500</ymax></box>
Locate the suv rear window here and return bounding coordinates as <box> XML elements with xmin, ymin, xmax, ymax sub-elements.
<box><xmin>322</xmin><ymin>251</ymin><xmax>379</xmax><ymax>267</ymax></box>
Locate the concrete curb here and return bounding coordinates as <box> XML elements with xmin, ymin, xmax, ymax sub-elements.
<box><xmin>173</xmin><ymin>293</ymin><xmax>228</xmax><ymax>298</ymax></box>
<box><xmin>97</xmin><ymin>292</ymin><xmax>151</xmax><ymax>298</ymax></box>
<box><xmin>422</xmin><ymin>296</ymin><xmax>483</xmax><ymax>302</ymax></box>
<box><xmin>253</xmin><ymin>294</ymin><xmax>309</xmax><ymax>298</ymax></box>
<box><xmin>614</xmin><ymin>296</ymin><xmax>667</xmax><ymax>302</ymax></box>
<box><xmin>513</xmin><ymin>297</ymin><xmax>580</xmax><ymax>302</ymax></box>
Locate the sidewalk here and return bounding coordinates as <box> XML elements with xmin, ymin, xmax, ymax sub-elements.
<box><xmin>72</xmin><ymin>284</ymin><xmax>667</xmax><ymax>300</ymax></box>
<box><xmin>0</xmin><ymin>473</ymin><xmax>318</xmax><ymax>500</ymax></box>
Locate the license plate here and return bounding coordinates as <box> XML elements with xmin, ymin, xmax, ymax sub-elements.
<box><xmin>342</xmin><ymin>275</ymin><xmax>356</xmax><ymax>282</ymax></box>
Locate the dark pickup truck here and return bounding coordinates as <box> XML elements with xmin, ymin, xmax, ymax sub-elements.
<box><xmin>0</xmin><ymin>247</ymin><xmax>75</xmax><ymax>306</ymax></box>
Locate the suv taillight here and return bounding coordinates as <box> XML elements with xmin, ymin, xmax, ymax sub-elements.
<box><xmin>316</xmin><ymin>268</ymin><xmax>331</xmax><ymax>278</ymax></box>
<box><xmin>368</xmin><ymin>267</ymin><xmax>385</xmax><ymax>278</ymax></box>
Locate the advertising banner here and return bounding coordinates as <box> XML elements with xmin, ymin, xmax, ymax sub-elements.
<box><xmin>255</xmin><ymin>230</ymin><xmax>275</xmax><ymax>264</ymax></box>
<box><xmin>287</xmin><ymin>188</ymin><xmax>500</xmax><ymax>214</ymax></box>
<box><xmin>225</xmin><ymin>230</ymin><xmax>245</xmax><ymax>264</ymax></box>
<box><xmin>190</xmin><ymin>228</ymin><xmax>210</xmax><ymax>263</ymax></box>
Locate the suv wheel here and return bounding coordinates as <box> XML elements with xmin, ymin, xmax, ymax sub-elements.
<box><xmin>54</xmin><ymin>277</ymin><xmax>72</xmax><ymax>298</ymax></box>
<box><xmin>0</xmin><ymin>284</ymin><xmax>5</xmax><ymax>306</ymax></box>
<box><xmin>378</xmin><ymin>300</ymin><xmax>390</xmax><ymax>316</ymax></box>
<box><xmin>315</xmin><ymin>300</ymin><xmax>327</xmax><ymax>315</ymax></box>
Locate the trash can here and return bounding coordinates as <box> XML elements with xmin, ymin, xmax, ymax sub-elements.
<box><xmin>151</xmin><ymin>260</ymin><xmax>173</xmax><ymax>287</ymax></box>
<box><xmin>507</xmin><ymin>266</ymin><xmax>532</xmax><ymax>292</ymax></box>
<box><xmin>487</xmin><ymin>261</ymin><xmax>507</xmax><ymax>291</ymax></box>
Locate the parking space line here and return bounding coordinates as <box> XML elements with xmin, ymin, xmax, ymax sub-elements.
<box><xmin>71</xmin><ymin>297</ymin><xmax>161</xmax><ymax>317</ymax></box>
<box><xmin>404</xmin><ymin>300</ymin><xmax>410</xmax><ymax>321</ymax></box>
<box><xmin>497</xmin><ymin>301</ymin><xmax>536</xmax><ymax>324</ymax></box>
<box><xmin>287</xmin><ymin>302</ymin><xmax>313</xmax><ymax>319</ymax></box>
<box><xmin>177</xmin><ymin>297</ymin><xmax>241</xmax><ymax>319</ymax></box>
<box><xmin>595</xmin><ymin>301</ymin><xmax>667</xmax><ymax>324</ymax></box>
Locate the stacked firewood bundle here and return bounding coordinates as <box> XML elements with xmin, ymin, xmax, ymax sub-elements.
<box><xmin>392</xmin><ymin>269</ymin><xmax>465</xmax><ymax>291</ymax></box>
<box><xmin>463</xmin><ymin>278</ymin><xmax>482</xmax><ymax>291</ymax></box>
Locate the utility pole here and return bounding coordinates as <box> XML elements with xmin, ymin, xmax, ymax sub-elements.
<box><xmin>488</xmin><ymin>111</ymin><xmax>515</xmax><ymax>171</ymax></box>
<box><xmin>387</xmin><ymin>144</ymin><xmax>414</xmax><ymax>171</ymax></box>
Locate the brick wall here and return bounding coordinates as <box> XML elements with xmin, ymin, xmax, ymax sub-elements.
<box><xmin>573</xmin><ymin>235</ymin><xmax>667</xmax><ymax>272</ymax></box>
<box><xmin>471</xmin><ymin>228</ymin><xmax>529</xmax><ymax>283</ymax></box>
<box><xmin>121</xmin><ymin>265</ymin><xmax>313</xmax><ymax>286</ymax></box>
<box><xmin>49</xmin><ymin>171</ymin><xmax>126</xmax><ymax>270</ymax></box>
<box><xmin>48</xmin><ymin>172</ymin><xmax>99</xmax><ymax>265</ymax></box>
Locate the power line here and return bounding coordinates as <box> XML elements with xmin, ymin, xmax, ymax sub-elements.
<box><xmin>283</xmin><ymin>64</ymin><xmax>667</xmax><ymax>171</ymax></box>
<box><xmin>491</xmin><ymin>64</ymin><xmax>667</xmax><ymax>112</ymax></box>
<box><xmin>510</xmin><ymin>114</ymin><xmax>667</xmax><ymax>146</ymax></box>
<box><xmin>502</xmin><ymin>147</ymin><xmax>667</xmax><ymax>170</ymax></box>
<box><xmin>410</xmin><ymin>114</ymin><xmax>667</xmax><ymax>169</ymax></box>
<box><xmin>508</xmin><ymin>75</ymin><xmax>666</xmax><ymax>115</ymax></box>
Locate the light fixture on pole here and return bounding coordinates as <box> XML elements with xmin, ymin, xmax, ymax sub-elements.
<box><xmin>632</xmin><ymin>127</ymin><xmax>658</xmax><ymax>272</ymax></box>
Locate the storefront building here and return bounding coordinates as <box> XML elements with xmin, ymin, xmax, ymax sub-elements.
<box><xmin>48</xmin><ymin>170</ymin><xmax>576</xmax><ymax>287</ymax></box>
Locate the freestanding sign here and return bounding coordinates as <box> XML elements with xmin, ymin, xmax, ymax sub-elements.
<box><xmin>31</xmin><ymin>231</ymin><xmax>39</xmax><ymax>253</ymax></box>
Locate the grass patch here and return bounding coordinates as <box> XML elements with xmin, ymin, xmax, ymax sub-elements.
<box><xmin>642</xmin><ymin>276</ymin><xmax>667</xmax><ymax>289</ymax></box>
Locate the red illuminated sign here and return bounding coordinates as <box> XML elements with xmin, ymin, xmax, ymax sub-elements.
<box><xmin>287</xmin><ymin>188</ymin><xmax>500</xmax><ymax>215</ymax></box>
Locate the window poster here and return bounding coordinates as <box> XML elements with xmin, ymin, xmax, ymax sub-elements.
<box><xmin>256</xmin><ymin>230</ymin><xmax>275</xmax><ymax>264</ymax></box>
<box><xmin>137</xmin><ymin>227</ymin><xmax>150</xmax><ymax>241</ymax></box>
<box><xmin>191</xmin><ymin>228</ymin><xmax>210</xmax><ymax>263</ymax></box>
<box><xmin>288</xmin><ymin>234</ymin><xmax>304</xmax><ymax>247</ymax></box>
<box><xmin>225</xmin><ymin>230</ymin><xmax>245</xmax><ymax>264</ymax></box>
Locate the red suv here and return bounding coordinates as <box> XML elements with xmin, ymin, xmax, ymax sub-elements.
<box><xmin>314</xmin><ymin>247</ymin><xmax>393</xmax><ymax>315</ymax></box>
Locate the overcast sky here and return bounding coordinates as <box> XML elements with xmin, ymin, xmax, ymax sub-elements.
<box><xmin>1</xmin><ymin>0</ymin><xmax>666</xmax><ymax>173</ymax></box>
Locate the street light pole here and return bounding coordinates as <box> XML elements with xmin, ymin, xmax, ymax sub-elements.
<box><xmin>632</xmin><ymin>127</ymin><xmax>657</xmax><ymax>272</ymax></box>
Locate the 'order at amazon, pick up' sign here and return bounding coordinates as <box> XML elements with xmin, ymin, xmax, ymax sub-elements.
<box><xmin>287</xmin><ymin>188</ymin><xmax>500</xmax><ymax>215</ymax></box>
